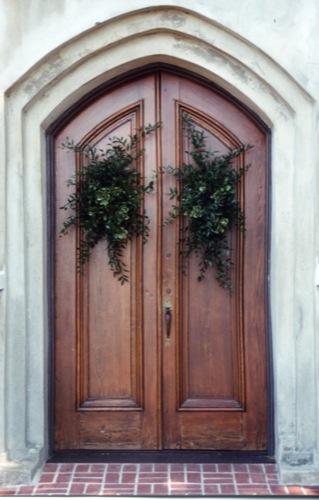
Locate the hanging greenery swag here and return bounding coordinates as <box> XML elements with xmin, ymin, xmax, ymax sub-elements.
<box><xmin>163</xmin><ymin>115</ymin><xmax>252</xmax><ymax>293</ymax></box>
<box><xmin>59</xmin><ymin>123</ymin><xmax>160</xmax><ymax>284</ymax></box>
<box><xmin>60</xmin><ymin>116</ymin><xmax>252</xmax><ymax>291</ymax></box>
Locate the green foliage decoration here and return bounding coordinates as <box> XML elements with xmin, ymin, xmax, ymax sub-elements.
<box><xmin>60</xmin><ymin>123</ymin><xmax>160</xmax><ymax>284</ymax></box>
<box><xmin>163</xmin><ymin>116</ymin><xmax>252</xmax><ymax>293</ymax></box>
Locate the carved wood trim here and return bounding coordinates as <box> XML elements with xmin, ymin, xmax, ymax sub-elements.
<box><xmin>75</xmin><ymin>103</ymin><xmax>145</xmax><ymax>411</ymax></box>
<box><xmin>175</xmin><ymin>102</ymin><xmax>246</xmax><ymax>412</ymax></box>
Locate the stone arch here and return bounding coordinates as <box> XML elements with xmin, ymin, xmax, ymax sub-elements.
<box><xmin>3</xmin><ymin>6</ymin><xmax>317</xmax><ymax>485</ymax></box>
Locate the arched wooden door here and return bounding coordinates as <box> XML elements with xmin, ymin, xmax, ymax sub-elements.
<box><xmin>53</xmin><ymin>70</ymin><xmax>269</xmax><ymax>451</ymax></box>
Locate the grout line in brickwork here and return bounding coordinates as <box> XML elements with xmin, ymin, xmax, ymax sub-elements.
<box><xmin>119</xmin><ymin>462</ymin><xmax>123</xmax><ymax>485</ymax></box>
<box><xmin>135</xmin><ymin>463</ymin><xmax>139</xmax><ymax>494</ymax></box>
<box><xmin>53</xmin><ymin>463</ymin><xmax>60</xmax><ymax>484</ymax></box>
<box><xmin>248</xmin><ymin>463</ymin><xmax>252</xmax><ymax>484</ymax></box>
<box><xmin>199</xmin><ymin>463</ymin><xmax>205</xmax><ymax>495</ymax></box>
<box><xmin>261</xmin><ymin>463</ymin><xmax>270</xmax><ymax>493</ymax></box>
<box><xmin>65</xmin><ymin>462</ymin><xmax>75</xmax><ymax>495</ymax></box>
<box><xmin>231</xmin><ymin>463</ymin><xmax>239</xmax><ymax>495</ymax></box>
<box><xmin>102</xmin><ymin>462</ymin><xmax>108</xmax><ymax>494</ymax></box>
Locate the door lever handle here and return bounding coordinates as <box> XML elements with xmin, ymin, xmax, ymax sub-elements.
<box><xmin>165</xmin><ymin>306</ymin><xmax>172</xmax><ymax>339</ymax></box>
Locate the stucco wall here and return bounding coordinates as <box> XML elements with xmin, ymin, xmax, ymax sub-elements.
<box><xmin>0</xmin><ymin>0</ymin><xmax>319</xmax><ymax>486</ymax></box>
<box><xmin>1</xmin><ymin>0</ymin><xmax>319</xmax><ymax>97</ymax></box>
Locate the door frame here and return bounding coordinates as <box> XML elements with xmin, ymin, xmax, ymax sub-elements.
<box><xmin>47</xmin><ymin>63</ymin><xmax>274</xmax><ymax>461</ymax></box>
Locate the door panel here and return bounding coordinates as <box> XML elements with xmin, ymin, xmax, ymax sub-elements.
<box><xmin>79</xmin><ymin>115</ymin><xmax>143</xmax><ymax>412</ymax></box>
<box><xmin>54</xmin><ymin>76</ymin><xmax>160</xmax><ymax>450</ymax></box>
<box><xmin>54</xmin><ymin>70</ymin><xmax>268</xmax><ymax>451</ymax></box>
<box><xmin>160</xmin><ymin>73</ymin><xmax>267</xmax><ymax>450</ymax></box>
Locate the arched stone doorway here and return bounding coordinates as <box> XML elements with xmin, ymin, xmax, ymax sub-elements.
<box><xmin>2</xmin><ymin>7</ymin><xmax>318</xmax><ymax>485</ymax></box>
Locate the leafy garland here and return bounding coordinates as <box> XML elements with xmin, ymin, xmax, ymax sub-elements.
<box><xmin>163</xmin><ymin>116</ymin><xmax>252</xmax><ymax>293</ymax></box>
<box><xmin>60</xmin><ymin>123</ymin><xmax>160</xmax><ymax>284</ymax></box>
<box><xmin>60</xmin><ymin>117</ymin><xmax>251</xmax><ymax>291</ymax></box>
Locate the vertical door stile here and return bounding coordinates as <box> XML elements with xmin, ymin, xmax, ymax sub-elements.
<box><xmin>155</xmin><ymin>71</ymin><xmax>164</xmax><ymax>449</ymax></box>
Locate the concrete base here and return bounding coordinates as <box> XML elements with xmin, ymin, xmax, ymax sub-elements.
<box><xmin>0</xmin><ymin>460</ymin><xmax>41</xmax><ymax>487</ymax></box>
<box><xmin>280</xmin><ymin>469</ymin><xmax>319</xmax><ymax>487</ymax></box>
<box><xmin>279</xmin><ymin>451</ymin><xmax>319</xmax><ymax>486</ymax></box>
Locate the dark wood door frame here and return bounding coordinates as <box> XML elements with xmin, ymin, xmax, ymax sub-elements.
<box><xmin>47</xmin><ymin>64</ymin><xmax>274</xmax><ymax>462</ymax></box>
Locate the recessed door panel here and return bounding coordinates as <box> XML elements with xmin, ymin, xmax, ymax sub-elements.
<box><xmin>77</xmin><ymin>110</ymin><xmax>144</xmax><ymax>412</ymax></box>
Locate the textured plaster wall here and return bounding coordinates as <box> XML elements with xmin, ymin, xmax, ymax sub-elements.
<box><xmin>1</xmin><ymin>0</ymin><xmax>319</xmax><ymax>98</ymax></box>
<box><xmin>0</xmin><ymin>0</ymin><xmax>319</xmax><ymax>487</ymax></box>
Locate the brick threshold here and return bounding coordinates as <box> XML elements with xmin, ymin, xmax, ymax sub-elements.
<box><xmin>1</xmin><ymin>463</ymin><xmax>319</xmax><ymax>496</ymax></box>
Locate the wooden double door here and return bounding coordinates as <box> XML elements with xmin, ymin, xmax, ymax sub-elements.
<box><xmin>54</xmin><ymin>70</ymin><xmax>268</xmax><ymax>451</ymax></box>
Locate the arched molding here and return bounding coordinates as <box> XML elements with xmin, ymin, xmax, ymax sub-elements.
<box><xmin>3</xmin><ymin>6</ymin><xmax>318</xmax><ymax>485</ymax></box>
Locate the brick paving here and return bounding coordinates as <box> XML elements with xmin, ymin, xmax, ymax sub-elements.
<box><xmin>1</xmin><ymin>463</ymin><xmax>319</xmax><ymax>496</ymax></box>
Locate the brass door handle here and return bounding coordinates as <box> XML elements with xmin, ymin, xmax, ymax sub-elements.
<box><xmin>165</xmin><ymin>306</ymin><xmax>172</xmax><ymax>339</ymax></box>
